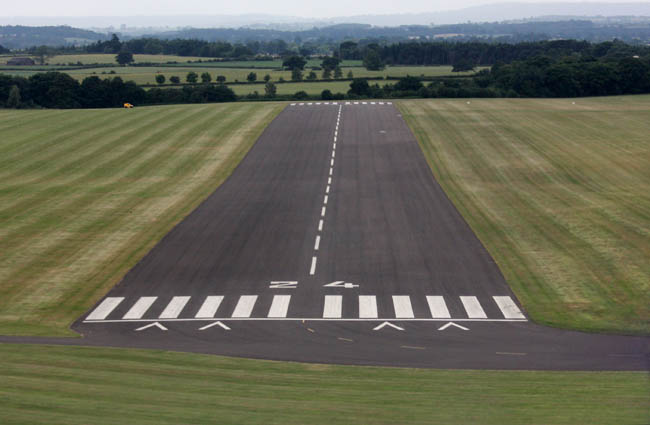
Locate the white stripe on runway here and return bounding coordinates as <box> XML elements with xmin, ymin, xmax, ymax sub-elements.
<box><xmin>314</xmin><ymin>235</ymin><xmax>321</xmax><ymax>250</ymax></box>
<box><xmin>159</xmin><ymin>296</ymin><xmax>190</xmax><ymax>319</ymax></box>
<box><xmin>123</xmin><ymin>296</ymin><xmax>157</xmax><ymax>319</ymax></box>
<box><xmin>392</xmin><ymin>295</ymin><xmax>415</xmax><ymax>318</ymax></box>
<box><xmin>426</xmin><ymin>296</ymin><xmax>451</xmax><ymax>318</ymax></box>
<box><xmin>195</xmin><ymin>296</ymin><xmax>224</xmax><ymax>318</ymax></box>
<box><xmin>359</xmin><ymin>295</ymin><xmax>378</xmax><ymax>318</ymax></box>
<box><xmin>318</xmin><ymin>219</ymin><xmax>323</xmax><ymax>231</ymax></box>
<box><xmin>460</xmin><ymin>296</ymin><xmax>487</xmax><ymax>318</ymax></box>
<box><xmin>86</xmin><ymin>297</ymin><xmax>124</xmax><ymax>320</ymax></box>
<box><xmin>493</xmin><ymin>296</ymin><xmax>525</xmax><ymax>319</ymax></box>
<box><xmin>232</xmin><ymin>295</ymin><xmax>258</xmax><ymax>318</ymax></box>
<box><xmin>324</xmin><ymin>195</ymin><xmax>328</xmax><ymax>204</ymax></box>
<box><xmin>310</xmin><ymin>256</ymin><xmax>317</xmax><ymax>275</ymax></box>
<box><xmin>321</xmin><ymin>206</ymin><xmax>326</xmax><ymax>217</ymax></box>
<box><xmin>323</xmin><ymin>295</ymin><xmax>342</xmax><ymax>318</ymax></box>
<box><xmin>326</xmin><ymin>185</ymin><xmax>330</xmax><ymax>194</ymax></box>
<box><xmin>268</xmin><ymin>295</ymin><xmax>291</xmax><ymax>318</ymax></box>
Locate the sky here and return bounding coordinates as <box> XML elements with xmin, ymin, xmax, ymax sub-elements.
<box><xmin>0</xmin><ymin>0</ymin><xmax>642</xmax><ymax>18</ymax></box>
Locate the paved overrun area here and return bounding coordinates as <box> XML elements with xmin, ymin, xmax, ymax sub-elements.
<box><xmin>8</xmin><ymin>101</ymin><xmax>645</xmax><ymax>370</ymax></box>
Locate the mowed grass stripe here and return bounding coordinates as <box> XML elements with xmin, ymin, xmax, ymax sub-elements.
<box><xmin>399</xmin><ymin>97</ymin><xmax>650</xmax><ymax>334</ymax></box>
<box><xmin>0</xmin><ymin>344</ymin><xmax>648</xmax><ymax>425</ymax></box>
<box><xmin>0</xmin><ymin>103</ymin><xmax>283</xmax><ymax>335</ymax></box>
<box><xmin>0</xmin><ymin>105</ymin><xmax>246</xmax><ymax>311</ymax></box>
<box><xmin>0</xmin><ymin>105</ymin><xmax>199</xmax><ymax>246</ymax></box>
<box><xmin>0</xmin><ymin>108</ymin><xmax>162</xmax><ymax>183</ymax></box>
<box><xmin>478</xmin><ymin>106</ymin><xmax>650</xmax><ymax>317</ymax></box>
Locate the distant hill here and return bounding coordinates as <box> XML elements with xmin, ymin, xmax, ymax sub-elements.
<box><xmin>149</xmin><ymin>19</ymin><xmax>650</xmax><ymax>44</ymax></box>
<box><xmin>0</xmin><ymin>26</ymin><xmax>107</xmax><ymax>49</ymax></box>
<box><xmin>1</xmin><ymin>3</ymin><xmax>649</xmax><ymax>30</ymax></box>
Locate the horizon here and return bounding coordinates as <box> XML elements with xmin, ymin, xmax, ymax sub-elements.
<box><xmin>2</xmin><ymin>0</ymin><xmax>648</xmax><ymax>21</ymax></box>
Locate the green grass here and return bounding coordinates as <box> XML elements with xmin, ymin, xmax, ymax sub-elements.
<box><xmin>1</xmin><ymin>343</ymin><xmax>647</xmax><ymax>425</ymax></box>
<box><xmin>0</xmin><ymin>102</ymin><xmax>283</xmax><ymax>336</ymax></box>
<box><xmin>0</xmin><ymin>63</ymin><xmax>479</xmax><ymax>86</ymax></box>
<box><xmin>398</xmin><ymin>96</ymin><xmax>650</xmax><ymax>334</ymax></box>
<box><xmin>0</xmin><ymin>54</ymin><xmax>216</xmax><ymax>65</ymax></box>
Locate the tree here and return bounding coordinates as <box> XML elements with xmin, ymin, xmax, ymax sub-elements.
<box><xmin>155</xmin><ymin>74</ymin><xmax>165</xmax><ymax>85</ymax></box>
<box><xmin>321</xmin><ymin>56</ymin><xmax>341</xmax><ymax>71</ymax></box>
<box><xmin>322</xmin><ymin>68</ymin><xmax>332</xmax><ymax>80</ymax></box>
<box><xmin>247</xmin><ymin>72</ymin><xmax>257</xmax><ymax>82</ymax></box>
<box><xmin>394</xmin><ymin>75</ymin><xmax>423</xmax><ymax>92</ymax></box>
<box><xmin>186</xmin><ymin>72</ymin><xmax>198</xmax><ymax>83</ymax></box>
<box><xmin>6</xmin><ymin>85</ymin><xmax>21</xmax><ymax>108</ymax></box>
<box><xmin>306</xmin><ymin>71</ymin><xmax>317</xmax><ymax>81</ymax></box>
<box><xmin>170</xmin><ymin>76</ymin><xmax>180</xmax><ymax>84</ymax></box>
<box><xmin>265</xmin><ymin>81</ymin><xmax>277</xmax><ymax>97</ymax></box>
<box><xmin>115</xmin><ymin>51</ymin><xmax>134</xmax><ymax>66</ymax></box>
<box><xmin>334</xmin><ymin>66</ymin><xmax>343</xmax><ymax>79</ymax></box>
<box><xmin>452</xmin><ymin>58</ymin><xmax>475</xmax><ymax>72</ymax></box>
<box><xmin>216</xmin><ymin>75</ymin><xmax>226</xmax><ymax>84</ymax></box>
<box><xmin>33</xmin><ymin>46</ymin><xmax>54</xmax><ymax>65</ymax></box>
<box><xmin>283</xmin><ymin>55</ymin><xmax>307</xmax><ymax>70</ymax></box>
<box><xmin>107</xmin><ymin>34</ymin><xmax>122</xmax><ymax>53</ymax></box>
<box><xmin>363</xmin><ymin>50</ymin><xmax>385</xmax><ymax>71</ymax></box>
<box><xmin>348</xmin><ymin>78</ymin><xmax>371</xmax><ymax>96</ymax></box>
<box><xmin>263</xmin><ymin>74</ymin><xmax>271</xmax><ymax>82</ymax></box>
<box><xmin>347</xmin><ymin>70</ymin><xmax>354</xmax><ymax>79</ymax></box>
<box><xmin>293</xmin><ymin>90</ymin><xmax>309</xmax><ymax>100</ymax></box>
<box><xmin>321</xmin><ymin>89</ymin><xmax>333</xmax><ymax>100</ymax></box>
<box><xmin>201</xmin><ymin>72</ymin><xmax>212</xmax><ymax>83</ymax></box>
<box><xmin>291</xmin><ymin>68</ymin><xmax>303</xmax><ymax>81</ymax></box>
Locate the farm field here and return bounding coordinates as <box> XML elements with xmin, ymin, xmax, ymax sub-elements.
<box><xmin>399</xmin><ymin>96</ymin><xmax>650</xmax><ymax>334</ymax></box>
<box><xmin>0</xmin><ymin>102</ymin><xmax>283</xmax><ymax>336</ymax></box>
<box><xmin>0</xmin><ymin>54</ymin><xmax>216</xmax><ymax>65</ymax></box>
<box><xmin>0</xmin><ymin>65</ymin><xmax>478</xmax><ymax>85</ymax></box>
<box><xmin>1</xmin><ymin>343</ymin><xmax>647</xmax><ymax>425</ymax></box>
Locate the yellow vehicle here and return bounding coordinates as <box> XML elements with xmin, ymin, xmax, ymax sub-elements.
<box><xmin>123</xmin><ymin>103</ymin><xmax>134</xmax><ymax>108</ymax></box>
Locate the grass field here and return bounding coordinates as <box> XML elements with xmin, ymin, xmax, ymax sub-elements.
<box><xmin>0</xmin><ymin>54</ymin><xmax>215</xmax><ymax>65</ymax></box>
<box><xmin>0</xmin><ymin>102</ymin><xmax>283</xmax><ymax>336</ymax></box>
<box><xmin>399</xmin><ymin>96</ymin><xmax>650</xmax><ymax>334</ymax></box>
<box><xmin>0</xmin><ymin>61</ymin><xmax>480</xmax><ymax>85</ymax></box>
<box><xmin>1</xmin><ymin>343</ymin><xmax>647</xmax><ymax>425</ymax></box>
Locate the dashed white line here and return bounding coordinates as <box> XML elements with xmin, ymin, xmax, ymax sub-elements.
<box><xmin>328</xmin><ymin>177</ymin><xmax>332</xmax><ymax>185</ymax></box>
<box><xmin>324</xmin><ymin>195</ymin><xmax>328</xmax><ymax>204</ymax></box>
<box><xmin>321</xmin><ymin>206</ymin><xmax>326</xmax><ymax>217</ymax></box>
<box><xmin>310</xmin><ymin>256</ymin><xmax>317</xmax><ymax>275</ymax></box>
<box><xmin>329</xmin><ymin>167</ymin><xmax>333</xmax><ymax>175</ymax></box>
<box><xmin>326</xmin><ymin>185</ymin><xmax>330</xmax><ymax>194</ymax></box>
<box><xmin>332</xmin><ymin>150</ymin><xmax>335</xmax><ymax>158</ymax></box>
<box><xmin>330</xmin><ymin>158</ymin><xmax>334</xmax><ymax>167</ymax></box>
<box><xmin>314</xmin><ymin>235</ymin><xmax>321</xmax><ymax>250</ymax></box>
<box><xmin>318</xmin><ymin>219</ymin><xmax>323</xmax><ymax>231</ymax></box>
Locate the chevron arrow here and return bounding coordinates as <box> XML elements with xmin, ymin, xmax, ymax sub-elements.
<box><xmin>438</xmin><ymin>322</ymin><xmax>469</xmax><ymax>331</ymax></box>
<box><xmin>373</xmin><ymin>321</ymin><xmax>404</xmax><ymax>331</ymax></box>
<box><xmin>198</xmin><ymin>321</ymin><xmax>231</xmax><ymax>331</ymax></box>
<box><xmin>135</xmin><ymin>322</ymin><xmax>167</xmax><ymax>331</ymax></box>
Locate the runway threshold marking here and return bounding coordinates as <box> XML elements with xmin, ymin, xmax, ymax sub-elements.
<box><xmin>85</xmin><ymin>295</ymin><xmax>526</xmax><ymax>322</ymax></box>
<box><xmin>460</xmin><ymin>296</ymin><xmax>488</xmax><ymax>319</ymax></box>
<box><xmin>86</xmin><ymin>297</ymin><xmax>124</xmax><ymax>321</ymax></box>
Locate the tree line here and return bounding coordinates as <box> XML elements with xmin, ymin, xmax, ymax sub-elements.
<box><xmin>2</xmin><ymin>43</ymin><xmax>649</xmax><ymax>108</ymax></box>
<box><xmin>0</xmin><ymin>72</ymin><xmax>236</xmax><ymax>109</ymax></box>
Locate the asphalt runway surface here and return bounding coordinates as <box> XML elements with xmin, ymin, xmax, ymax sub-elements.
<box><xmin>9</xmin><ymin>101</ymin><xmax>647</xmax><ymax>370</ymax></box>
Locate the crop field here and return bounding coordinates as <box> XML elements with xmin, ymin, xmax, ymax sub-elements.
<box><xmin>0</xmin><ymin>102</ymin><xmax>283</xmax><ymax>336</ymax></box>
<box><xmin>0</xmin><ymin>54</ymin><xmax>214</xmax><ymax>65</ymax></box>
<box><xmin>399</xmin><ymin>96</ymin><xmax>650</xmax><ymax>334</ymax></box>
<box><xmin>1</xmin><ymin>344</ymin><xmax>647</xmax><ymax>425</ymax></box>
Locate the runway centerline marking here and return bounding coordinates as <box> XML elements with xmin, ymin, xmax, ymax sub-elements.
<box><xmin>314</xmin><ymin>235</ymin><xmax>321</xmax><ymax>250</ymax></box>
<box><xmin>318</xmin><ymin>220</ymin><xmax>323</xmax><ymax>231</ymax></box>
<box><xmin>310</xmin><ymin>256</ymin><xmax>317</xmax><ymax>275</ymax></box>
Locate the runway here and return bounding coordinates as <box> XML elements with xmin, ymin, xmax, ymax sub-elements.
<box><xmin>61</xmin><ymin>101</ymin><xmax>648</xmax><ymax>370</ymax></box>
